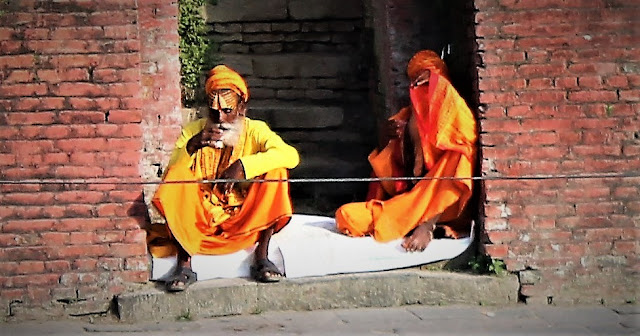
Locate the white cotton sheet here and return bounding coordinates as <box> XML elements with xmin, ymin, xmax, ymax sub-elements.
<box><xmin>150</xmin><ymin>214</ymin><xmax>473</xmax><ymax>281</ymax></box>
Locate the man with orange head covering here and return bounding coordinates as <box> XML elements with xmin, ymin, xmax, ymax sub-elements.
<box><xmin>150</xmin><ymin>65</ymin><xmax>299</xmax><ymax>291</ymax></box>
<box><xmin>336</xmin><ymin>50</ymin><xmax>477</xmax><ymax>252</ymax></box>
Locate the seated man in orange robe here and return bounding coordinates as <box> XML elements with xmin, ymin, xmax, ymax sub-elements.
<box><xmin>149</xmin><ymin>65</ymin><xmax>300</xmax><ymax>291</ymax></box>
<box><xmin>335</xmin><ymin>50</ymin><xmax>477</xmax><ymax>252</ymax></box>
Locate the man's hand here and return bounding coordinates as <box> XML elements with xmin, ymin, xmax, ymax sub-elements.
<box><xmin>378</xmin><ymin>118</ymin><xmax>407</xmax><ymax>149</ymax></box>
<box><xmin>186</xmin><ymin>123</ymin><xmax>225</xmax><ymax>154</ymax></box>
<box><xmin>385</xmin><ymin>119</ymin><xmax>407</xmax><ymax>139</ymax></box>
<box><xmin>214</xmin><ymin>160</ymin><xmax>245</xmax><ymax>200</ymax></box>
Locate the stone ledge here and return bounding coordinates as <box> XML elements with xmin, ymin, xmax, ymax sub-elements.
<box><xmin>218</xmin><ymin>53</ymin><xmax>354</xmax><ymax>79</ymax></box>
<box><xmin>204</xmin><ymin>0</ymin><xmax>287</xmax><ymax>23</ymax></box>
<box><xmin>248</xmin><ymin>103</ymin><xmax>343</xmax><ymax>129</ymax></box>
<box><xmin>289</xmin><ymin>0</ymin><xmax>364</xmax><ymax>20</ymax></box>
<box><xmin>115</xmin><ymin>270</ymin><xmax>519</xmax><ymax>323</ymax></box>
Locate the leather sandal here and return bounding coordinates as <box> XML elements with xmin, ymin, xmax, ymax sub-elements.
<box><xmin>250</xmin><ymin>259</ymin><xmax>283</xmax><ymax>283</ymax></box>
<box><xmin>165</xmin><ymin>266</ymin><xmax>198</xmax><ymax>292</ymax></box>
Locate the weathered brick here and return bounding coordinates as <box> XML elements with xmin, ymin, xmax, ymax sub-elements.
<box><xmin>3</xmin><ymin>219</ymin><xmax>58</xmax><ymax>233</ymax></box>
<box><xmin>518</xmin><ymin>90</ymin><xmax>566</xmax><ymax>103</ymax></box>
<box><xmin>108</xmin><ymin>243</ymin><xmax>147</xmax><ymax>258</ymax></box>
<box><xmin>0</xmin><ymin>83</ymin><xmax>48</xmax><ymax>97</ymax></box>
<box><xmin>54</xmin><ymin>191</ymin><xmax>105</xmax><ymax>204</ymax></box>
<box><xmin>15</xmin><ymin>261</ymin><xmax>46</xmax><ymax>275</ymax></box>
<box><xmin>9</xmin><ymin>274</ymin><xmax>60</xmax><ymax>288</ymax></box>
<box><xmin>58</xmin><ymin>218</ymin><xmax>114</xmax><ymax>232</ymax></box>
<box><xmin>568</xmin><ymin>90</ymin><xmax>618</xmax><ymax>102</ymax></box>
<box><xmin>55</xmin><ymin>138</ymin><xmax>108</xmax><ymax>152</ymax></box>
<box><xmin>54</xmin><ymin>166</ymin><xmax>104</xmax><ymax>178</ymax></box>
<box><xmin>45</xmin><ymin>261</ymin><xmax>70</xmax><ymax>275</ymax></box>
<box><xmin>89</xmin><ymin>11</ymin><xmax>137</xmax><ymax>26</ymax></box>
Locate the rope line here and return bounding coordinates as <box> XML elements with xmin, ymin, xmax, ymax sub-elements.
<box><xmin>0</xmin><ymin>171</ymin><xmax>638</xmax><ymax>185</ymax></box>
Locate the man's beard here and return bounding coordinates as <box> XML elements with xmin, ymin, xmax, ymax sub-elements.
<box><xmin>219</xmin><ymin>118</ymin><xmax>244</xmax><ymax>147</ymax></box>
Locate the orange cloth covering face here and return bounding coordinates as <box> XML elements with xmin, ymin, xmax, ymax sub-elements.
<box><xmin>335</xmin><ymin>50</ymin><xmax>477</xmax><ymax>242</ymax></box>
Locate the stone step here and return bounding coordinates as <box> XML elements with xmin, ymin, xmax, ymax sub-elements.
<box><xmin>204</xmin><ymin>0</ymin><xmax>363</xmax><ymax>23</ymax></box>
<box><xmin>247</xmin><ymin>101</ymin><xmax>344</xmax><ymax>129</ymax></box>
<box><xmin>291</xmin><ymin>155</ymin><xmax>368</xmax><ymax>178</ymax></box>
<box><xmin>218</xmin><ymin>53</ymin><xmax>355</xmax><ymax>80</ymax></box>
<box><xmin>181</xmin><ymin>102</ymin><xmax>345</xmax><ymax>129</ymax></box>
<box><xmin>115</xmin><ymin>270</ymin><xmax>520</xmax><ymax>323</ymax></box>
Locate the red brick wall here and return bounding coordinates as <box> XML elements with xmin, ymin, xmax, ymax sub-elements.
<box><xmin>0</xmin><ymin>1</ymin><xmax>180</xmax><ymax>318</ymax></box>
<box><xmin>475</xmin><ymin>0</ymin><xmax>639</xmax><ymax>304</ymax></box>
<box><xmin>137</xmin><ymin>1</ymin><xmax>183</xmax><ymax>216</ymax></box>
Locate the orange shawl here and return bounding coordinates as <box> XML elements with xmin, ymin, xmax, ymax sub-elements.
<box><xmin>336</xmin><ymin>51</ymin><xmax>477</xmax><ymax>242</ymax></box>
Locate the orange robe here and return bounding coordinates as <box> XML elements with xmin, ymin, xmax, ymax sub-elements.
<box><xmin>149</xmin><ymin>118</ymin><xmax>299</xmax><ymax>257</ymax></box>
<box><xmin>335</xmin><ymin>72</ymin><xmax>477</xmax><ymax>242</ymax></box>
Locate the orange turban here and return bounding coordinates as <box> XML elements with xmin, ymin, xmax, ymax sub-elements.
<box><xmin>205</xmin><ymin>65</ymin><xmax>249</xmax><ymax>102</ymax></box>
<box><xmin>406</xmin><ymin>50</ymin><xmax>449</xmax><ymax>82</ymax></box>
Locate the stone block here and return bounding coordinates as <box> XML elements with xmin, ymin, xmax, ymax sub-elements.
<box><xmin>284</xmin><ymin>33</ymin><xmax>331</xmax><ymax>43</ymax></box>
<box><xmin>283</xmin><ymin>43</ymin><xmax>310</xmax><ymax>52</ymax></box>
<box><xmin>219</xmin><ymin>43</ymin><xmax>250</xmax><ymax>54</ymax></box>
<box><xmin>290</xmin><ymin>78</ymin><xmax>318</xmax><ymax>89</ymax></box>
<box><xmin>249</xmin><ymin>88</ymin><xmax>276</xmax><ymax>99</ymax></box>
<box><xmin>289</xmin><ymin>0</ymin><xmax>363</xmax><ymax>20</ymax></box>
<box><xmin>204</xmin><ymin>0</ymin><xmax>287</xmax><ymax>22</ymax></box>
<box><xmin>291</xmin><ymin>156</ymin><xmax>369</xmax><ymax>179</ymax></box>
<box><xmin>243</xmin><ymin>33</ymin><xmax>284</xmax><ymax>43</ymax></box>
<box><xmin>247</xmin><ymin>103</ymin><xmax>343</xmax><ymax>129</ymax></box>
<box><xmin>115</xmin><ymin>270</ymin><xmax>519</xmax><ymax>323</ymax></box>
<box><xmin>271</xmin><ymin>23</ymin><xmax>299</xmax><ymax>32</ymax></box>
<box><xmin>116</xmin><ymin>279</ymin><xmax>259</xmax><ymax>323</ymax></box>
<box><xmin>519</xmin><ymin>270</ymin><xmax>542</xmax><ymax>285</ymax></box>
<box><xmin>330</xmin><ymin>21</ymin><xmax>357</xmax><ymax>32</ymax></box>
<box><xmin>276</xmin><ymin>89</ymin><xmax>305</xmax><ymax>100</ymax></box>
<box><xmin>308</xmin><ymin>22</ymin><xmax>330</xmax><ymax>32</ymax></box>
<box><xmin>317</xmin><ymin>78</ymin><xmax>346</xmax><ymax>89</ymax></box>
<box><xmin>243</xmin><ymin>23</ymin><xmax>271</xmax><ymax>33</ymax></box>
<box><xmin>212</xmin><ymin>33</ymin><xmax>242</xmax><ymax>42</ymax></box>
<box><xmin>245</xmin><ymin>77</ymin><xmax>263</xmax><ymax>87</ymax></box>
<box><xmin>306</xmin><ymin>89</ymin><xmax>339</xmax><ymax>100</ymax></box>
<box><xmin>262</xmin><ymin>78</ymin><xmax>295</xmax><ymax>89</ymax></box>
<box><xmin>332</xmin><ymin>33</ymin><xmax>359</xmax><ymax>44</ymax></box>
<box><xmin>281</xmin><ymin>130</ymin><xmax>371</xmax><ymax>144</ymax></box>
<box><xmin>252</xmin><ymin>54</ymin><xmax>352</xmax><ymax>78</ymax></box>
<box><xmin>63</xmin><ymin>299</ymin><xmax>111</xmax><ymax>316</ymax></box>
<box><xmin>250</xmin><ymin>43</ymin><xmax>283</xmax><ymax>54</ymax></box>
<box><xmin>212</xmin><ymin>23</ymin><xmax>242</xmax><ymax>33</ymax></box>
<box><xmin>310</xmin><ymin>44</ymin><xmax>333</xmax><ymax>52</ymax></box>
<box><xmin>217</xmin><ymin>54</ymin><xmax>254</xmax><ymax>76</ymax></box>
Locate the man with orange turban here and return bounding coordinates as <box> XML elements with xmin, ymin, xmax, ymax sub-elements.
<box><xmin>336</xmin><ymin>50</ymin><xmax>477</xmax><ymax>252</ymax></box>
<box><xmin>150</xmin><ymin>65</ymin><xmax>299</xmax><ymax>291</ymax></box>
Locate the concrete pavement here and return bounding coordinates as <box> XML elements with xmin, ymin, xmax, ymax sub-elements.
<box><xmin>3</xmin><ymin>304</ymin><xmax>639</xmax><ymax>335</ymax></box>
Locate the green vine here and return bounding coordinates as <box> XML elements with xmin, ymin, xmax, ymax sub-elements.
<box><xmin>178</xmin><ymin>0</ymin><xmax>218</xmax><ymax>107</ymax></box>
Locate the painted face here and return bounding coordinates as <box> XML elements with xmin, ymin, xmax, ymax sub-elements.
<box><xmin>208</xmin><ymin>89</ymin><xmax>243</xmax><ymax>124</ymax></box>
<box><xmin>411</xmin><ymin>69</ymin><xmax>431</xmax><ymax>88</ymax></box>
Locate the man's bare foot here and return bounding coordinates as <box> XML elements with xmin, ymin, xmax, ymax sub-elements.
<box><xmin>402</xmin><ymin>222</ymin><xmax>435</xmax><ymax>252</ymax></box>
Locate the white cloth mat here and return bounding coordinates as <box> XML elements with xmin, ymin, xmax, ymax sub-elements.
<box><xmin>151</xmin><ymin>214</ymin><xmax>473</xmax><ymax>281</ymax></box>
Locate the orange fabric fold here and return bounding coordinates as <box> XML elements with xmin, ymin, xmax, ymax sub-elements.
<box><xmin>336</xmin><ymin>52</ymin><xmax>477</xmax><ymax>243</ymax></box>
<box><xmin>149</xmin><ymin>159</ymin><xmax>292</xmax><ymax>257</ymax></box>
<box><xmin>205</xmin><ymin>65</ymin><xmax>249</xmax><ymax>102</ymax></box>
